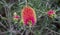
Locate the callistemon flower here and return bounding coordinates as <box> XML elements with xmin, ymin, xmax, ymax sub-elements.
<box><xmin>21</xmin><ymin>6</ymin><xmax>37</xmax><ymax>26</ymax></box>
<box><xmin>13</xmin><ymin>12</ymin><xmax>20</xmax><ymax>21</ymax></box>
<box><xmin>47</xmin><ymin>10</ymin><xmax>56</xmax><ymax>18</ymax></box>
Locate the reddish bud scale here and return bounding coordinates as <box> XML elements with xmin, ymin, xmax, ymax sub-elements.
<box><xmin>21</xmin><ymin>6</ymin><xmax>36</xmax><ymax>26</ymax></box>
<box><xmin>13</xmin><ymin>15</ymin><xmax>20</xmax><ymax>20</ymax></box>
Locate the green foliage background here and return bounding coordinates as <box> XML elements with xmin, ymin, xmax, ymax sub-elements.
<box><xmin>0</xmin><ymin>0</ymin><xmax>60</xmax><ymax>35</ymax></box>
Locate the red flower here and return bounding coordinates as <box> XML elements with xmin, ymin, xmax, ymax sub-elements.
<box><xmin>47</xmin><ymin>10</ymin><xmax>56</xmax><ymax>18</ymax></box>
<box><xmin>21</xmin><ymin>6</ymin><xmax>37</xmax><ymax>26</ymax></box>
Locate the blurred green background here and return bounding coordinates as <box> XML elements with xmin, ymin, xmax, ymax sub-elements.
<box><xmin>0</xmin><ymin>0</ymin><xmax>60</xmax><ymax>35</ymax></box>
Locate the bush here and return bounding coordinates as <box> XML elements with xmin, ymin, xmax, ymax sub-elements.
<box><xmin>0</xmin><ymin>0</ymin><xmax>60</xmax><ymax>35</ymax></box>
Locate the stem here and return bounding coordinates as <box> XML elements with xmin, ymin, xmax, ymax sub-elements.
<box><xmin>25</xmin><ymin>0</ymin><xmax>28</xmax><ymax>6</ymax></box>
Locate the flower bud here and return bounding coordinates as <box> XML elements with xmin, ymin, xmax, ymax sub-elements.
<box><xmin>13</xmin><ymin>12</ymin><xmax>20</xmax><ymax>21</ymax></box>
<box><xmin>47</xmin><ymin>10</ymin><xmax>56</xmax><ymax>18</ymax></box>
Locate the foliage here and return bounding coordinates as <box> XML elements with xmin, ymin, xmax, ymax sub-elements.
<box><xmin>0</xmin><ymin>0</ymin><xmax>60</xmax><ymax>35</ymax></box>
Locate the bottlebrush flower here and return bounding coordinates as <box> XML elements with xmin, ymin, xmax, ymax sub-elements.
<box><xmin>21</xmin><ymin>6</ymin><xmax>37</xmax><ymax>26</ymax></box>
<box><xmin>13</xmin><ymin>12</ymin><xmax>20</xmax><ymax>21</ymax></box>
<box><xmin>47</xmin><ymin>10</ymin><xmax>56</xmax><ymax>18</ymax></box>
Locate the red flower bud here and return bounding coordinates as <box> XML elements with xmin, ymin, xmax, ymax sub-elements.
<box><xmin>13</xmin><ymin>12</ymin><xmax>20</xmax><ymax>21</ymax></box>
<box><xmin>47</xmin><ymin>10</ymin><xmax>56</xmax><ymax>18</ymax></box>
